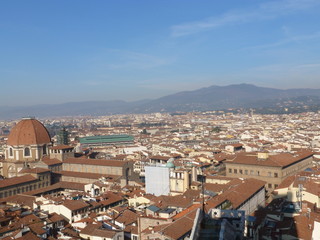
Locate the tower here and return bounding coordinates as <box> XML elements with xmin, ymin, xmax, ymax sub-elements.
<box><xmin>57</xmin><ymin>128</ymin><xmax>69</xmax><ymax>145</ymax></box>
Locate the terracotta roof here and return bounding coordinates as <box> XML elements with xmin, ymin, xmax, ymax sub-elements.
<box><xmin>0</xmin><ymin>174</ymin><xmax>37</xmax><ymax>188</ymax></box>
<box><xmin>0</xmin><ymin>194</ymin><xmax>36</xmax><ymax>208</ymax></box>
<box><xmin>7</xmin><ymin>118</ymin><xmax>51</xmax><ymax>146</ymax></box>
<box><xmin>226</xmin><ymin>151</ymin><xmax>313</xmax><ymax>168</ymax></box>
<box><xmin>150</xmin><ymin>155</ymin><xmax>171</xmax><ymax>161</ymax></box>
<box><xmin>57</xmin><ymin>170</ymin><xmax>120</xmax><ymax>181</ymax></box>
<box><xmin>19</xmin><ymin>167</ymin><xmax>50</xmax><ymax>174</ymax></box>
<box><xmin>41</xmin><ymin>157</ymin><xmax>62</xmax><ymax>166</ymax></box>
<box><xmin>64</xmin><ymin>158</ymin><xmax>128</xmax><ymax>167</ymax></box>
<box><xmin>61</xmin><ymin>227</ymin><xmax>80</xmax><ymax>238</ymax></box>
<box><xmin>115</xmin><ymin>209</ymin><xmax>138</xmax><ymax>225</ymax></box>
<box><xmin>223</xmin><ymin>178</ymin><xmax>266</xmax><ymax>209</ymax></box>
<box><xmin>62</xmin><ymin>199</ymin><xmax>89</xmax><ymax>211</ymax></box>
<box><xmin>293</xmin><ymin>212</ymin><xmax>320</xmax><ymax>239</ymax></box>
<box><xmin>206</xmin><ymin>178</ymin><xmax>266</xmax><ymax>210</ymax></box>
<box><xmin>80</xmin><ymin>223</ymin><xmax>119</xmax><ymax>238</ymax></box>
<box><xmin>16</xmin><ymin>231</ymin><xmax>41</xmax><ymax>240</ymax></box>
<box><xmin>295</xmin><ymin>178</ymin><xmax>320</xmax><ymax>197</ymax></box>
<box><xmin>100</xmin><ymin>192</ymin><xmax>123</xmax><ymax>206</ymax></box>
<box><xmin>24</xmin><ymin>181</ymin><xmax>85</xmax><ymax>195</ymax></box>
<box><xmin>152</xmin><ymin>195</ymin><xmax>194</xmax><ymax>209</ymax></box>
<box><xmin>58</xmin><ymin>181</ymin><xmax>86</xmax><ymax>190</ymax></box>
<box><xmin>48</xmin><ymin>212</ymin><xmax>67</xmax><ymax>223</ymax></box>
<box><xmin>50</xmin><ymin>145</ymin><xmax>74</xmax><ymax>150</ymax></box>
<box><xmin>173</xmin><ymin>204</ymin><xmax>201</xmax><ymax>220</ymax></box>
<box><xmin>277</xmin><ymin>175</ymin><xmax>295</xmax><ymax>189</ymax></box>
<box><xmin>204</xmin><ymin>183</ymin><xmax>231</xmax><ymax>193</ymax></box>
<box><xmin>143</xmin><ymin>208</ymin><xmax>197</xmax><ymax>239</ymax></box>
<box><xmin>29</xmin><ymin>222</ymin><xmax>46</xmax><ymax>235</ymax></box>
<box><xmin>18</xmin><ymin>214</ymin><xmax>42</xmax><ymax>226</ymax></box>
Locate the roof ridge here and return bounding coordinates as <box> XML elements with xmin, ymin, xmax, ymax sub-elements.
<box><xmin>30</xmin><ymin>119</ymin><xmax>38</xmax><ymax>145</ymax></box>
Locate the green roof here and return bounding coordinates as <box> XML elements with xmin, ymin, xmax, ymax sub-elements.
<box><xmin>80</xmin><ymin>135</ymin><xmax>134</xmax><ymax>144</ymax></box>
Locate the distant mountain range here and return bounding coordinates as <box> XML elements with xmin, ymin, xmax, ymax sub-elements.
<box><xmin>2</xmin><ymin>83</ymin><xmax>320</xmax><ymax>119</ymax></box>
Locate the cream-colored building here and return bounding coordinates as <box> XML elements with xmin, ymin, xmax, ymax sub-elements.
<box><xmin>60</xmin><ymin>158</ymin><xmax>139</xmax><ymax>186</ymax></box>
<box><xmin>0</xmin><ymin>168</ymin><xmax>51</xmax><ymax>199</ymax></box>
<box><xmin>225</xmin><ymin>151</ymin><xmax>313</xmax><ymax>191</ymax></box>
<box><xmin>273</xmin><ymin>174</ymin><xmax>320</xmax><ymax>207</ymax></box>
<box><xmin>170</xmin><ymin>169</ymin><xmax>192</xmax><ymax>194</ymax></box>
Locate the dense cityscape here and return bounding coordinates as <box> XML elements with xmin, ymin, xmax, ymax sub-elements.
<box><xmin>2</xmin><ymin>1</ymin><xmax>320</xmax><ymax>239</ymax></box>
<box><xmin>0</xmin><ymin>111</ymin><xmax>320</xmax><ymax>239</ymax></box>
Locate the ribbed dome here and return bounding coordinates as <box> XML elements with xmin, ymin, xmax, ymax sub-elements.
<box><xmin>7</xmin><ymin>118</ymin><xmax>51</xmax><ymax>145</ymax></box>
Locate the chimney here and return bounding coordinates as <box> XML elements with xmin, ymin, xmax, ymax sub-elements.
<box><xmin>257</xmin><ymin>152</ymin><xmax>269</xmax><ymax>160</ymax></box>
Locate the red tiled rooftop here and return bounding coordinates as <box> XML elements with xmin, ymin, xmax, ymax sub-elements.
<box><xmin>64</xmin><ymin>158</ymin><xmax>128</xmax><ymax>167</ymax></box>
<box><xmin>50</xmin><ymin>145</ymin><xmax>74</xmax><ymax>150</ymax></box>
<box><xmin>0</xmin><ymin>175</ymin><xmax>37</xmax><ymax>188</ymax></box>
<box><xmin>226</xmin><ymin>151</ymin><xmax>313</xmax><ymax>168</ymax></box>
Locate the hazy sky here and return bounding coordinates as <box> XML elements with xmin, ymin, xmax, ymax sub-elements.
<box><xmin>1</xmin><ymin>0</ymin><xmax>320</xmax><ymax>106</ymax></box>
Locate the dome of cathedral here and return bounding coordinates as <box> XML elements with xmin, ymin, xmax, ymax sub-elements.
<box><xmin>7</xmin><ymin>118</ymin><xmax>51</xmax><ymax>146</ymax></box>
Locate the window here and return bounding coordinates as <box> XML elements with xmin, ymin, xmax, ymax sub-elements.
<box><xmin>268</xmin><ymin>172</ymin><xmax>272</xmax><ymax>177</ymax></box>
<box><xmin>274</xmin><ymin>184</ymin><xmax>278</xmax><ymax>188</ymax></box>
<box><xmin>229</xmin><ymin>168</ymin><xmax>232</xmax><ymax>173</ymax></box>
<box><xmin>9</xmin><ymin>148</ymin><xmax>13</xmax><ymax>156</ymax></box>
<box><xmin>257</xmin><ymin>171</ymin><xmax>260</xmax><ymax>176</ymax></box>
<box><xmin>43</xmin><ymin>145</ymin><xmax>47</xmax><ymax>155</ymax></box>
<box><xmin>239</xmin><ymin>169</ymin><xmax>243</xmax><ymax>174</ymax></box>
<box><xmin>250</xmin><ymin>170</ymin><xmax>254</xmax><ymax>175</ymax></box>
<box><xmin>234</xmin><ymin>169</ymin><xmax>237</xmax><ymax>174</ymax></box>
<box><xmin>274</xmin><ymin>173</ymin><xmax>278</xmax><ymax>178</ymax></box>
<box><xmin>245</xmin><ymin>170</ymin><xmax>248</xmax><ymax>175</ymax></box>
<box><xmin>24</xmin><ymin>147</ymin><xmax>31</xmax><ymax>157</ymax></box>
<box><xmin>268</xmin><ymin>184</ymin><xmax>272</xmax><ymax>188</ymax></box>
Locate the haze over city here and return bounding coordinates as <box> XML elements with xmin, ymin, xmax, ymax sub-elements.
<box><xmin>1</xmin><ymin>0</ymin><xmax>320</xmax><ymax>106</ymax></box>
<box><xmin>2</xmin><ymin>2</ymin><xmax>320</xmax><ymax>238</ymax></box>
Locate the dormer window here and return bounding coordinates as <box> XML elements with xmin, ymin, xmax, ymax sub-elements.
<box><xmin>24</xmin><ymin>147</ymin><xmax>31</xmax><ymax>157</ymax></box>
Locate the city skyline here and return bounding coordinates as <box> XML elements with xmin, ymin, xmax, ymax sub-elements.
<box><xmin>1</xmin><ymin>0</ymin><xmax>320</xmax><ymax>106</ymax></box>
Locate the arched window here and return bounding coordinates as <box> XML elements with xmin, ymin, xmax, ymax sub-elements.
<box><xmin>24</xmin><ymin>147</ymin><xmax>31</xmax><ymax>157</ymax></box>
<box><xmin>43</xmin><ymin>144</ymin><xmax>47</xmax><ymax>155</ymax></box>
<box><xmin>9</xmin><ymin>148</ymin><xmax>13</xmax><ymax>157</ymax></box>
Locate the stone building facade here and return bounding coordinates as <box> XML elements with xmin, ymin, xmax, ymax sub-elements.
<box><xmin>225</xmin><ymin>151</ymin><xmax>313</xmax><ymax>191</ymax></box>
<box><xmin>0</xmin><ymin>168</ymin><xmax>51</xmax><ymax>199</ymax></box>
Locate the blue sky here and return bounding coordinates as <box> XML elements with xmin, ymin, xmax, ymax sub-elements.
<box><xmin>1</xmin><ymin>0</ymin><xmax>320</xmax><ymax>106</ymax></box>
